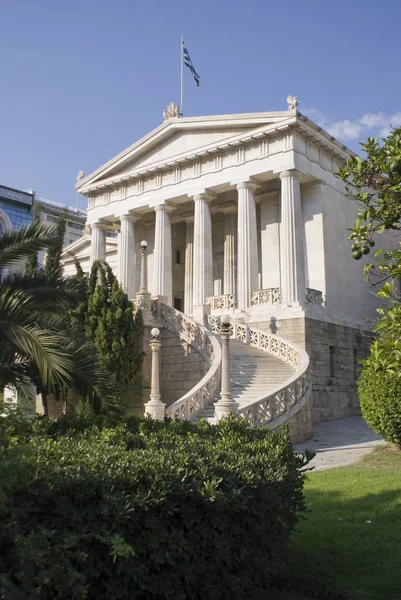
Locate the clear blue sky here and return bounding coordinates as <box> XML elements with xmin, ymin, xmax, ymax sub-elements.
<box><xmin>1</xmin><ymin>0</ymin><xmax>400</xmax><ymax>209</ymax></box>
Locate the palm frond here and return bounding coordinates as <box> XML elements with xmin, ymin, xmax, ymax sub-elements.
<box><xmin>0</xmin><ymin>221</ymin><xmax>57</xmax><ymax>267</ymax></box>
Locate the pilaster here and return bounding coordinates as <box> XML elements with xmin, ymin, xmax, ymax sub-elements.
<box><xmin>220</xmin><ymin>206</ymin><xmax>237</xmax><ymax>296</ymax></box>
<box><xmin>184</xmin><ymin>217</ymin><xmax>194</xmax><ymax>315</ymax></box>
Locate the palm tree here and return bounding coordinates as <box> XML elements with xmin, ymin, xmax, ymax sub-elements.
<box><xmin>0</xmin><ymin>222</ymin><xmax>113</xmax><ymax>413</ymax></box>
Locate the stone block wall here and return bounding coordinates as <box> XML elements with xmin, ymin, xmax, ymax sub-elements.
<box><xmin>286</xmin><ymin>400</ymin><xmax>312</xmax><ymax>444</ymax></box>
<box><xmin>142</xmin><ymin>326</ymin><xmax>209</xmax><ymax>409</ymax></box>
<box><xmin>248</xmin><ymin>316</ymin><xmax>372</xmax><ymax>425</ymax></box>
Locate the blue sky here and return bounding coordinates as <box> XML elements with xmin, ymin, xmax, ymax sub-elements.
<box><xmin>1</xmin><ymin>0</ymin><xmax>400</xmax><ymax>209</ymax></box>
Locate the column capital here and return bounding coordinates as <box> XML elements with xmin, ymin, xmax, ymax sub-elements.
<box><xmin>193</xmin><ymin>191</ymin><xmax>216</xmax><ymax>203</ymax></box>
<box><xmin>154</xmin><ymin>203</ymin><xmax>175</xmax><ymax>213</ymax></box>
<box><xmin>279</xmin><ymin>169</ymin><xmax>302</xmax><ymax>180</ymax></box>
<box><xmin>118</xmin><ymin>212</ymin><xmax>140</xmax><ymax>223</ymax></box>
<box><xmin>91</xmin><ymin>221</ymin><xmax>108</xmax><ymax>230</ymax></box>
<box><xmin>235</xmin><ymin>180</ymin><xmax>260</xmax><ymax>192</ymax></box>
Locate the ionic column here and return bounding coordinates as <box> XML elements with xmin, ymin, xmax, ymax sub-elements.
<box><xmin>236</xmin><ymin>182</ymin><xmax>259</xmax><ymax>309</ymax></box>
<box><xmin>153</xmin><ymin>204</ymin><xmax>174</xmax><ymax>304</ymax></box>
<box><xmin>220</xmin><ymin>207</ymin><xmax>237</xmax><ymax>296</ymax></box>
<box><xmin>184</xmin><ymin>217</ymin><xmax>194</xmax><ymax>315</ymax></box>
<box><xmin>279</xmin><ymin>170</ymin><xmax>305</xmax><ymax>304</ymax></box>
<box><xmin>117</xmin><ymin>213</ymin><xmax>138</xmax><ymax>299</ymax></box>
<box><xmin>193</xmin><ymin>193</ymin><xmax>214</xmax><ymax>306</ymax></box>
<box><xmin>90</xmin><ymin>222</ymin><xmax>107</xmax><ymax>265</ymax></box>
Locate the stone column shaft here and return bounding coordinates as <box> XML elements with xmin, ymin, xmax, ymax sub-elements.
<box><xmin>117</xmin><ymin>214</ymin><xmax>137</xmax><ymax>299</ymax></box>
<box><xmin>222</xmin><ymin>208</ymin><xmax>237</xmax><ymax>296</ymax></box>
<box><xmin>90</xmin><ymin>222</ymin><xmax>106</xmax><ymax>265</ymax></box>
<box><xmin>184</xmin><ymin>218</ymin><xmax>194</xmax><ymax>315</ymax></box>
<box><xmin>193</xmin><ymin>193</ymin><xmax>213</xmax><ymax>306</ymax></box>
<box><xmin>279</xmin><ymin>170</ymin><xmax>305</xmax><ymax>304</ymax></box>
<box><xmin>236</xmin><ymin>182</ymin><xmax>259</xmax><ymax>309</ymax></box>
<box><xmin>154</xmin><ymin>205</ymin><xmax>174</xmax><ymax>304</ymax></box>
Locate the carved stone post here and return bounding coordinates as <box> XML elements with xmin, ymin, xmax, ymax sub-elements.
<box><xmin>144</xmin><ymin>327</ymin><xmax>165</xmax><ymax>420</ymax></box>
<box><xmin>215</xmin><ymin>314</ymin><xmax>238</xmax><ymax>421</ymax></box>
<box><xmin>135</xmin><ymin>240</ymin><xmax>152</xmax><ymax>320</ymax></box>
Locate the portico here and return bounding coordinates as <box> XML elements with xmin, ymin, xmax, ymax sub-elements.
<box><xmin>60</xmin><ymin>103</ymin><xmax>386</xmax><ymax>428</ymax></box>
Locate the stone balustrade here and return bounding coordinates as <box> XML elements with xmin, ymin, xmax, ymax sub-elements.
<box><xmin>251</xmin><ymin>288</ymin><xmax>281</xmax><ymax>305</ymax></box>
<box><xmin>207</xmin><ymin>316</ymin><xmax>311</xmax><ymax>428</ymax></box>
<box><xmin>159</xmin><ymin>303</ymin><xmax>222</xmax><ymax>420</ymax></box>
<box><xmin>205</xmin><ymin>294</ymin><xmax>236</xmax><ymax>310</ymax></box>
<box><xmin>306</xmin><ymin>288</ymin><xmax>325</xmax><ymax>306</ymax></box>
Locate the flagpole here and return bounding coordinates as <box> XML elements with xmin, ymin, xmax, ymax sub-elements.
<box><xmin>180</xmin><ymin>34</ymin><xmax>183</xmax><ymax>116</ymax></box>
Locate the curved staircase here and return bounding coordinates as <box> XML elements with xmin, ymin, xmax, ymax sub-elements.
<box><xmin>151</xmin><ymin>302</ymin><xmax>311</xmax><ymax>431</ymax></box>
<box><xmin>196</xmin><ymin>338</ymin><xmax>296</xmax><ymax>422</ymax></box>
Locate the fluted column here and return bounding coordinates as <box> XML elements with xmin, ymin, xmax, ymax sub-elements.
<box><xmin>279</xmin><ymin>170</ymin><xmax>305</xmax><ymax>304</ymax></box>
<box><xmin>184</xmin><ymin>217</ymin><xmax>194</xmax><ymax>315</ymax></box>
<box><xmin>221</xmin><ymin>207</ymin><xmax>237</xmax><ymax>296</ymax></box>
<box><xmin>90</xmin><ymin>222</ymin><xmax>107</xmax><ymax>265</ymax></box>
<box><xmin>236</xmin><ymin>182</ymin><xmax>259</xmax><ymax>309</ymax></box>
<box><xmin>153</xmin><ymin>204</ymin><xmax>174</xmax><ymax>304</ymax></box>
<box><xmin>193</xmin><ymin>193</ymin><xmax>214</xmax><ymax>306</ymax></box>
<box><xmin>117</xmin><ymin>213</ymin><xmax>138</xmax><ymax>299</ymax></box>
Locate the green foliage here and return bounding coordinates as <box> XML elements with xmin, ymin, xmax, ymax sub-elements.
<box><xmin>337</xmin><ymin>127</ymin><xmax>401</xmax><ymax>285</ymax></box>
<box><xmin>358</xmin><ymin>367</ymin><xmax>401</xmax><ymax>447</ymax></box>
<box><xmin>25</xmin><ymin>202</ymin><xmax>41</xmax><ymax>277</ymax></box>
<box><xmin>44</xmin><ymin>207</ymin><xmax>67</xmax><ymax>279</ymax></box>
<box><xmin>84</xmin><ymin>261</ymin><xmax>143</xmax><ymax>398</ymax></box>
<box><xmin>0</xmin><ymin>411</ymin><xmax>312</xmax><ymax>599</ymax></box>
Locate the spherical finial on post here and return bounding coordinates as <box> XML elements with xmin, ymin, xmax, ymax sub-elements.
<box><xmin>141</xmin><ymin>240</ymin><xmax>148</xmax><ymax>250</ymax></box>
<box><xmin>151</xmin><ymin>327</ymin><xmax>160</xmax><ymax>338</ymax></box>
<box><xmin>220</xmin><ymin>314</ymin><xmax>231</xmax><ymax>327</ymax></box>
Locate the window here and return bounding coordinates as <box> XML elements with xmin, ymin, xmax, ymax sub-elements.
<box><xmin>174</xmin><ymin>298</ymin><xmax>183</xmax><ymax>312</ymax></box>
<box><xmin>329</xmin><ymin>346</ymin><xmax>335</xmax><ymax>378</ymax></box>
<box><xmin>175</xmin><ymin>250</ymin><xmax>184</xmax><ymax>265</ymax></box>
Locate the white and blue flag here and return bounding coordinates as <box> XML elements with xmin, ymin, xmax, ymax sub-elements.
<box><xmin>182</xmin><ymin>40</ymin><xmax>200</xmax><ymax>87</ymax></box>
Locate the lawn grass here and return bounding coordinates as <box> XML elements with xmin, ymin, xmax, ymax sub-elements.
<box><xmin>280</xmin><ymin>445</ymin><xmax>401</xmax><ymax>600</ymax></box>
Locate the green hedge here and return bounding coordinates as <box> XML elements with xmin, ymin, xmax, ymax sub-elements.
<box><xmin>359</xmin><ymin>367</ymin><xmax>401</xmax><ymax>446</ymax></box>
<box><xmin>0</xmin><ymin>411</ymin><xmax>312</xmax><ymax>599</ymax></box>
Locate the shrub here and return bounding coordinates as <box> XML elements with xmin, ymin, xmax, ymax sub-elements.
<box><xmin>0</xmin><ymin>411</ymin><xmax>312</xmax><ymax>599</ymax></box>
<box><xmin>359</xmin><ymin>367</ymin><xmax>401</xmax><ymax>446</ymax></box>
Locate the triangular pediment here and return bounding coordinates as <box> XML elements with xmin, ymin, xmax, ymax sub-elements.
<box><xmin>77</xmin><ymin>111</ymin><xmax>293</xmax><ymax>192</ymax></box>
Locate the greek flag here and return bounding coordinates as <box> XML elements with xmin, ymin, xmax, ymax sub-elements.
<box><xmin>182</xmin><ymin>40</ymin><xmax>200</xmax><ymax>87</ymax></box>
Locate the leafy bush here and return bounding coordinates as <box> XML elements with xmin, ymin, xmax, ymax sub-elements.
<box><xmin>0</xmin><ymin>410</ymin><xmax>312</xmax><ymax>599</ymax></box>
<box><xmin>359</xmin><ymin>365</ymin><xmax>401</xmax><ymax>447</ymax></box>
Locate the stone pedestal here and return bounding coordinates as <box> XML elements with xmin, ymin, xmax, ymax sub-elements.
<box><xmin>192</xmin><ymin>303</ymin><xmax>211</xmax><ymax>327</ymax></box>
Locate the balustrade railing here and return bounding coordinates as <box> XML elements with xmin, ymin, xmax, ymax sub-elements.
<box><xmin>251</xmin><ymin>288</ymin><xmax>281</xmax><ymax>305</ymax></box>
<box><xmin>160</xmin><ymin>303</ymin><xmax>222</xmax><ymax>420</ymax></box>
<box><xmin>206</xmin><ymin>294</ymin><xmax>236</xmax><ymax>310</ymax></box>
<box><xmin>306</xmin><ymin>288</ymin><xmax>325</xmax><ymax>306</ymax></box>
<box><xmin>207</xmin><ymin>315</ymin><xmax>311</xmax><ymax>428</ymax></box>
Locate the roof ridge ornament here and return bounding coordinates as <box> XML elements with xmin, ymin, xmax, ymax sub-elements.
<box><xmin>163</xmin><ymin>102</ymin><xmax>181</xmax><ymax>121</ymax></box>
<box><xmin>287</xmin><ymin>95</ymin><xmax>300</xmax><ymax>111</ymax></box>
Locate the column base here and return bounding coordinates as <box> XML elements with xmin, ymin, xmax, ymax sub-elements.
<box><xmin>192</xmin><ymin>303</ymin><xmax>211</xmax><ymax>326</ymax></box>
<box><xmin>214</xmin><ymin>399</ymin><xmax>239</xmax><ymax>422</ymax></box>
<box><xmin>144</xmin><ymin>398</ymin><xmax>166</xmax><ymax>421</ymax></box>
<box><xmin>135</xmin><ymin>291</ymin><xmax>153</xmax><ymax>322</ymax></box>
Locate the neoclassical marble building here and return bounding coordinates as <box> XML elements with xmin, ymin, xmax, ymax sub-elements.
<box><xmin>62</xmin><ymin>103</ymin><xmax>379</xmax><ymax>437</ymax></box>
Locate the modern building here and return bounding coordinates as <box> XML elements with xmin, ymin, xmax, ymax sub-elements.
<box><xmin>34</xmin><ymin>195</ymin><xmax>86</xmax><ymax>247</ymax></box>
<box><xmin>61</xmin><ymin>101</ymin><xmax>390</xmax><ymax>440</ymax></box>
<box><xmin>0</xmin><ymin>184</ymin><xmax>34</xmax><ymax>235</ymax></box>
